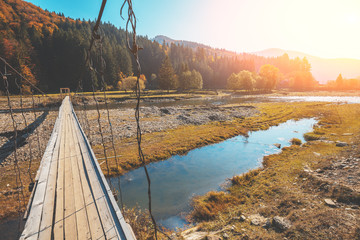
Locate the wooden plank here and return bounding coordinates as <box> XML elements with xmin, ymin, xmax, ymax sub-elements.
<box><xmin>37</xmin><ymin>105</ymin><xmax>64</xmax><ymax>239</ymax></box>
<box><xmin>68</xmin><ymin>113</ymin><xmax>92</xmax><ymax>240</ymax></box>
<box><xmin>72</xmin><ymin>114</ymin><xmax>119</xmax><ymax>239</ymax></box>
<box><xmin>53</xmin><ymin>101</ymin><xmax>68</xmax><ymax>239</ymax></box>
<box><xmin>63</xmin><ymin>108</ymin><xmax>78</xmax><ymax>239</ymax></box>
<box><xmin>70</xmin><ymin>115</ymin><xmax>105</xmax><ymax>240</ymax></box>
<box><xmin>22</xmin><ymin>96</ymin><xmax>136</xmax><ymax>239</ymax></box>
<box><xmin>71</xmin><ymin>105</ymin><xmax>135</xmax><ymax>239</ymax></box>
<box><xmin>71</xmin><ymin>102</ymin><xmax>136</xmax><ymax>240</ymax></box>
<box><xmin>20</xmin><ymin>104</ymin><xmax>63</xmax><ymax>239</ymax></box>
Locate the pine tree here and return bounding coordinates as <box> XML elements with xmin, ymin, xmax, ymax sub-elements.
<box><xmin>158</xmin><ymin>56</ymin><xmax>177</xmax><ymax>91</ymax></box>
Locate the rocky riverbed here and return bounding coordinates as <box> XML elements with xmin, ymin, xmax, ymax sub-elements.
<box><xmin>0</xmin><ymin>103</ymin><xmax>258</xmax><ymax>165</ymax></box>
<box><xmin>75</xmin><ymin>104</ymin><xmax>258</xmax><ymax>146</ymax></box>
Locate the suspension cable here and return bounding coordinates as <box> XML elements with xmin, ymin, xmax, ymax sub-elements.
<box><xmin>97</xmin><ymin>29</ymin><xmax>124</xmax><ymax>211</ymax></box>
<box><xmin>14</xmin><ymin>78</ymin><xmax>34</xmax><ymax>184</ymax></box>
<box><xmin>1</xmin><ymin>69</ymin><xmax>25</xmax><ymax>236</ymax></box>
<box><xmin>120</xmin><ymin>1</ymin><xmax>165</xmax><ymax>239</ymax></box>
<box><xmin>86</xmin><ymin>12</ymin><xmax>112</xmax><ymax>185</ymax></box>
<box><xmin>0</xmin><ymin>56</ymin><xmax>47</xmax><ymax>96</ymax></box>
<box><xmin>87</xmin><ymin>51</ymin><xmax>111</xmax><ymax>177</ymax></box>
<box><xmin>74</xmin><ymin>55</ymin><xmax>92</xmax><ymax>142</ymax></box>
<box><xmin>31</xmin><ymin>93</ymin><xmax>42</xmax><ymax>159</ymax></box>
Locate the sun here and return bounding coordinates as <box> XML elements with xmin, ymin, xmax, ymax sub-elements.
<box><xmin>346</xmin><ymin>14</ymin><xmax>359</xmax><ymax>24</ymax></box>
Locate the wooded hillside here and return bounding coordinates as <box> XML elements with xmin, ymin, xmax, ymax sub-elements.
<box><xmin>0</xmin><ymin>0</ymin><xmax>317</xmax><ymax>93</ymax></box>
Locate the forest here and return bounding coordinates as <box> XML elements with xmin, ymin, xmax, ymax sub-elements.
<box><xmin>0</xmin><ymin>0</ymin><xmax>326</xmax><ymax>94</ymax></box>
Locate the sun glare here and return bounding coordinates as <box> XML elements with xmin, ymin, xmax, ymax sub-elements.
<box><xmin>346</xmin><ymin>14</ymin><xmax>359</xmax><ymax>24</ymax></box>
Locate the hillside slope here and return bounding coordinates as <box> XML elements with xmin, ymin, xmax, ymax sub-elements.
<box><xmin>254</xmin><ymin>48</ymin><xmax>360</xmax><ymax>84</ymax></box>
<box><xmin>156</xmin><ymin>35</ymin><xmax>360</xmax><ymax>84</ymax></box>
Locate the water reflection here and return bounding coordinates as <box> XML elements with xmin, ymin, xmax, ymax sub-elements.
<box><xmin>110</xmin><ymin>118</ymin><xmax>317</xmax><ymax>229</ymax></box>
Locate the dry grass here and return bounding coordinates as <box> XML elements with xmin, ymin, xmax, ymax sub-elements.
<box><xmin>95</xmin><ymin>101</ymin><xmax>338</xmax><ymax>176</ymax></box>
<box><xmin>189</xmin><ymin>103</ymin><xmax>360</xmax><ymax>239</ymax></box>
<box><xmin>1</xmin><ymin>101</ymin><xmax>359</xmax><ymax>240</ymax></box>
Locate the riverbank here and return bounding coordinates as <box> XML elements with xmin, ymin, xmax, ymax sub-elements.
<box><xmin>0</xmin><ymin>95</ymin><xmax>359</xmax><ymax>239</ymax></box>
<box><xmin>181</xmin><ymin>103</ymin><xmax>360</xmax><ymax>240</ymax></box>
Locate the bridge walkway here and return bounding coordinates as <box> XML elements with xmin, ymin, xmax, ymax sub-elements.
<box><xmin>21</xmin><ymin>96</ymin><xmax>135</xmax><ymax>240</ymax></box>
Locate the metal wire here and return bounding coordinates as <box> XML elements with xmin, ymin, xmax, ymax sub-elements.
<box><xmin>74</xmin><ymin>51</ymin><xmax>92</xmax><ymax>141</ymax></box>
<box><xmin>97</xmin><ymin>31</ymin><xmax>124</xmax><ymax>211</ymax></box>
<box><xmin>85</xmin><ymin>0</ymin><xmax>113</xmax><ymax>186</ymax></box>
<box><xmin>14</xmin><ymin>78</ymin><xmax>34</xmax><ymax>184</ymax></box>
<box><xmin>0</xmin><ymin>56</ymin><xmax>47</xmax><ymax>96</ymax></box>
<box><xmin>88</xmin><ymin>54</ymin><xmax>111</xmax><ymax>177</ymax></box>
<box><xmin>1</xmin><ymin>69</ymin><xmax>25</xmax><ymax>235</ymax></box>
<box><xmin>31</xmin><ymin>93</ymin><xmax>42</xmax><ymax>159</ymax></box>
<box><xmin>120</xmin><ymin>1</ymin><xmax>167</xmax><ymax>239</ymax></box>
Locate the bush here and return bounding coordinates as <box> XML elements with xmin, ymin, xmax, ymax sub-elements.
<box><xmin>191</xmin><ymin>191</ymin><xmax>234</xmax><ymax>221</ymax></box>
<box><xmin>290</xmin><ymin>138</ymin><xmax>302</xmax><ymax>145</ymax></box>
<box><xmin>303</xmin><ymin>133</ymin><xmax>321</xmax><ymax>141</ymax></box>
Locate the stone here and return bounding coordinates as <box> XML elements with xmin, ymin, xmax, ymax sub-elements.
<box><xmin>272</xmin><ymin>216</ymin><xmax>292</xmax><ymax>231</ymax></box>
<box><xmin>160</xmin><ymin>108</ymin><xmax>171</xmax><ymax>114</ymax></box>
<box><xmin>222</xmin><ymin>233</ymin><xmax>229</xmax><ymax>239</ymax></box>
<box><xmin>248</xmin><ymin>214</ymin><xmax>268</xmax><ymax>226</ymax></box>
<box><xmin>240</xmin><ymin>215</ymin><xmax>246</xmax><ymax>221</ymax></box>
<box><xmin>336</xmin><ymin>141</ymin><xmax>348</xmax><ymax>147</ymax></box>
<box><xmin>263</xmin><ymin>218</ymin><xmax>272</xmax><ymax>229</ymax></box>
<box><xmin>274</xmin><ymin>143</ymin><xmax>281</xmax><ymax>148</ymax></box>
<box><xmin>324</xmin><ymin>198</ymin><xmax>336</xmax><ymax>207</ymax></box>
<box><xmin>206</xmin><ymin>235</ymin><xmax>221</xmax><ymax>240</ymax></box>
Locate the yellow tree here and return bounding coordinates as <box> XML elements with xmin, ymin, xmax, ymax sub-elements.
<box><xmin>259</xmin><ymin>64</ymin><xmax>280</xmax><ymax>91</ymax></box>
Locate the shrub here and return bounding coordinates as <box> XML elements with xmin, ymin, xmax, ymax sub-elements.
<box><xmin>303</xmin><ymin>132</ymin><xmax>321</xmax><ymax>141</ymax></box>
<box><xmin>290</xmin><ymin>138</ymin><xmax>302</xmax><ymax>145</ymax></box>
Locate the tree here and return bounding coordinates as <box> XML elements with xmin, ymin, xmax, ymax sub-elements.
<box><xmin>227</xmin><ymin>70</ymin><xmax>255</xmax><ymax>91</ymax></box>
<box><xmin>117</xmin><ymin>76</ymin><xmax>145</xmax><ymax>92</ymax></box>
<box><xmin>238</xmin><ymin>70</ymin><xmax>255</xmax><ymax>91</ymax></box>
<box><xmin>227</xmin><ymin>73</ymin><xmax>241</xmax><ymax>90</ymax></box>
<box><xmin>158</xmin><ymin>55</ymin><xmax>178</xmax><ymax>91</ymax></box>
<box><xmin>191</xmin><ymin>70</ymin><xmax>203</xmax><ymax>90</ymax></box>
<box><xmin>259</xmin><ymin>64</ymin><xmax>280</xmax><ymax>91</ymax></box>
<box><xmin>179</xmin><ymin>70</ymin><xmax>203</xmax><ymax>90</ymax></box>
<box><xmin>289</xmin><ymin>71</ymin><xmax>316</xmax><ymax>90</ymax></box>
<box><xmin>336</xmin><ymin>73</ymin><xmax>343</xmax><ymax>89</ymax></box>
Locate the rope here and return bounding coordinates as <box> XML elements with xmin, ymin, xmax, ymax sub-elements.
<box><xmin>0</xmin><ymin>56</ymin><xmax>47</xmax><ymax>96</ymax></box>
<box><xmin>1</xmin><ymin>69</ymin><xmax>25</xmax><ymax>236</ymax></box>
<box><xmin>97</xmin><ymin>31</ymin><xmax>124</xmax><ymax>211</ymax></box>
<box><xmin>74</xmin><ymin>48</ymin><xmax>92</xmax><ymax>141</ymax></box>
<box><xmin>120</xmin><ymin>1</ymin><xmax>169</xmax><ymax>239</ymax></box>
<box><xmin>85</xmin><ymin>0</ymin><xmax>113</xmax><ymax>193</ymax></box>
<box><xmin>31</xmin><ymin>93</ymin><xmax>42</xmax><ymax>159</ymax></box>
<box><xmin>14</xmin><ymin>78</ymin><xmax>34</xmax><ymax>184</ymax></box>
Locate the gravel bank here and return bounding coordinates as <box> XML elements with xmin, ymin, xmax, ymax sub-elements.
<box><xmin>76</xmin><ymin>105</ymin><xmax>258</xmax><ymax>146</ymax></box>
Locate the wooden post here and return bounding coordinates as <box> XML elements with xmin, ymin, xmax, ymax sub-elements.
<box><xmin>60</xmin><ymin>88</ymin><xmax>70</xmax><ymax>99</ymax></box>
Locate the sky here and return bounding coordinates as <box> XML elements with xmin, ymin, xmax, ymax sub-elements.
<box><xmin>27</xmin><ymin>0</ymin><xmax>360</xmax><ymax>59</ymax></box>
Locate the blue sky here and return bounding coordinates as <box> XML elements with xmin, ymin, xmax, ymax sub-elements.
<box><xmin>27</xmin><ymin>0</ymin><xmax>360</xmax><ymax>59</ymax></box>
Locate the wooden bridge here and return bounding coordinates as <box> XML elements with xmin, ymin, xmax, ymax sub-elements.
<box><xmin>20</xmin><ymin>97</ymin><xmax>136</xmax><ymax>240</ymax></box>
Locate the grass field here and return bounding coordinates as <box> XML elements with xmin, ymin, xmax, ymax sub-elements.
<box><xmin>0</xmin><ymin>94</ymin><xmax>359</xmax><ymax>239</ymax></box>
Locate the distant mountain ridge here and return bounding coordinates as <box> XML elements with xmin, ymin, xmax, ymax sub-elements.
<box><xmin>153</xmin><ymin>35</ymin><xmax>237</xmax><ymax>58</ymax></box>
<box><xmin>154</xmin><ymin>36</ymin><xmax>360</xmax><ymax>84</ymax></box>
<box><xmin>253</xmin><ymin>48</ymin><xmax>360</xmax><ymax>83</ymax></box>
<box><xmin>153</xmin><ymin>35</ymin><xmax>211</xmax><ymax>50</ymax></box>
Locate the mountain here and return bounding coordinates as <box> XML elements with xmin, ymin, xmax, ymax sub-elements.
<box><xmin>253</xmin><ymin>48</ymin><xmax>360</xmax><ymax>84</ymax></box>
<box><xmin>0</xmin><ymin>0</ymin><xmax>165</xmax><ymax>93</ymax></box>
<box><xmin>153</xmin><ymin>35</ymin><xmax>237</xmax><ymax>58</ymax></box>
<box><xmin>154</xmin><ymin>35</ymin><xmax>211</xmax><ymax>50</ymax></box>
<box><xmin>155</xmin><ymin>35</ymin><xmax>360</xmax><ymax>84</ymax></box>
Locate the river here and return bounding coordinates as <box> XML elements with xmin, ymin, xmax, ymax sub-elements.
<box><xmin>109</xmin><ymin>118</ymin><xmax>317</xmax><ymax>229</ymax></box>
